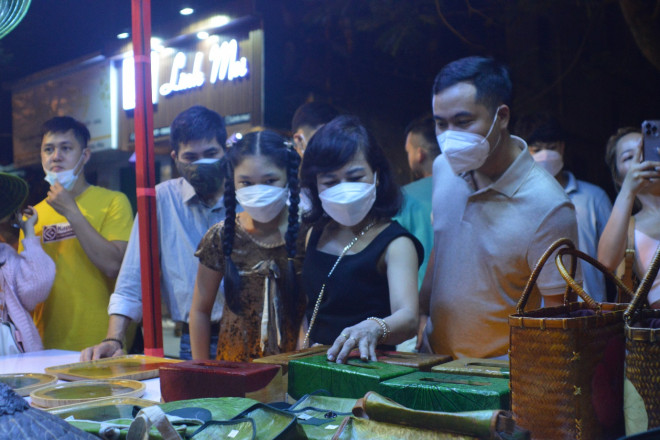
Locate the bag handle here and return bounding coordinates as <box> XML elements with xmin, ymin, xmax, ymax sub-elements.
<box><xmin>620</xmin><ymin>216</ymin><xmax>637</xmax><ymax>296</ymax></box>
<box><xmin>516</xmin><ymin>238</ymin><xmax>578</xmax><ymax>314</ymax></box>
<box><xmin>624</xmin><ymin>241</ymin><xmax>660</xmax><ymax>323</ymax></box>
<box><xmin>555</xmin><ymin>247</ymin><xmax>634</xmax><ymax>313</ymax></box>
<box><xmin>126</xmin><ymin>406</ymin><xmax>183</xmax><ymax>440</ymax></box>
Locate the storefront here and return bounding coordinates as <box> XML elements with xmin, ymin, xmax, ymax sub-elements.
<box><xmin>10</xmin><ymin>11</ymin><xmax>263</xmax><ymax>202</ymax></box>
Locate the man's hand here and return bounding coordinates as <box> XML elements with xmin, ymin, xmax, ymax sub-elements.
<box><xmin>46</xmin><ymin>181</ymin><xmax>80</xmax><ymax>218</ymax></box>
<box><xmin>80</xmin><ymin>340</ymin><xmax>125</xmax><ymax>361</ymax></box>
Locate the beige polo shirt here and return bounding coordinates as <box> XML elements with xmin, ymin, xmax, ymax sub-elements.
<box><xmin>426</xmin><ymin>136</ymin><xmax>579</xmax><ymax>359</ymax></box>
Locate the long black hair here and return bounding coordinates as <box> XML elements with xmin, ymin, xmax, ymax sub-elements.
<box><xmin>222</xmin><ymin>130</ymin><xmax>301</xmax><ymax>314</ymax></box>
<box><xmin>300</xmin><ymin>115</ymin><xmax>402</xmax><ymax>224</ymax></box>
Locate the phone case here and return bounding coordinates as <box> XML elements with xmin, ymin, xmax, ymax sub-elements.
<box><xmin>642</xmin><ymin>120</ymin><xmax>660</xmax><ymax>162</ymax></box>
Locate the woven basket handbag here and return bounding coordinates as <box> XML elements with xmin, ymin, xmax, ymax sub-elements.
<box><xmin>509</xmin><ymin>238</ymin><xmax>631</xmax><ymax>439</ymax></box>
<box><xmin>623</xmin><ymin>241</ymin><xmax>660</xmax><ymax>435</ymax></box>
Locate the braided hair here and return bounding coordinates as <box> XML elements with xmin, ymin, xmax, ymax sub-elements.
<box><xmin>222</xmin><ymin>130</ymin><xmax>301</xmax><ymax>314</ymax></box>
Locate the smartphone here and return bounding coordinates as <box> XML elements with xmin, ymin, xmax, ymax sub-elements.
<box><xmin>642</xmin><ymin>120</ymin><xmax>660</xmax><ymax>162</ymax></box>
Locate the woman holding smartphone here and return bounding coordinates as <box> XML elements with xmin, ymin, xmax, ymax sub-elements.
<box><xmin>598</xmin><ymin>127</ymin><xmax>660</xmax><ymax>307</ymax></box>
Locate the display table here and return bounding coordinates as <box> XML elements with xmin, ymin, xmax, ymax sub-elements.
<box><xmin>0</xmin><ymin>349</ymin><xmax>162</xmax><ymax>403</ymax></box>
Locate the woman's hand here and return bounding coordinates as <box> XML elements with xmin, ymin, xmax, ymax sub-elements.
<box><xmin>619</xmin><ymin>146</ymin><xmax>660</xmax><ymax>198</ymax></box>
<box><xmin>17</xmin><ymin>206</ymin><xmax>37</xmax><ymax>238</ymax></box>
<box><xmin>326</xmin><ymin>319</ymin><xmax>382</xmax><ymax>363</ymax></box>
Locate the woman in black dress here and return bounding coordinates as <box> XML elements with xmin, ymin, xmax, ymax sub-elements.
<box><xmin>300</xmin><ymin>115</ymin><xmax>423</xmax><ymax>364</ymax></box>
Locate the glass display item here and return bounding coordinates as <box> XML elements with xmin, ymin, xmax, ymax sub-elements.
<box><xmin>30</xmin><ymin>379</ymin><xmax>146</xmax><ymax>409</ymax></box>
<box><xmin>45</xmin><ymin>355</ymin><xmax>182</xmax><ymax>381</ymax></box>
<box><xmin>0</xmin><ymin>372</ymin><xmax>57</xmax><ymax>396</ymax></box>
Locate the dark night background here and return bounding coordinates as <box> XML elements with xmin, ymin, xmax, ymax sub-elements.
<box><xmin>2</xmin><ymin>0</ymin><xmax>660</xmax><ymax>198</ymax></box>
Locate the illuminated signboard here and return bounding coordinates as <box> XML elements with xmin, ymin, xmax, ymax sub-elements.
<box><xmin>122</xmin><ymin>39</ymin><xmax>249</xmax><ymax>110</ymax></box>
<box><xmin>122</xmin><ymin>52</ymin><xmax>160</xmax><ymax>110</ymax></box>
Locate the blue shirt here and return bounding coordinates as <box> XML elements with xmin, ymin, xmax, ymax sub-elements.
<box><xmin>108</xmin><ymin>178</ymin><xmax>228</xmax><ymax>323</ymax></box>
<box><xmin>562</xmin><ymin>171</ymin><xmax>612</xmax><ymax>302</ymax></box>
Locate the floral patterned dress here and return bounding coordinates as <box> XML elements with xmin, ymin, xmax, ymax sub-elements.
<box><xmin>195</xmin><ymin>220</ymin><xmax>307</xmax><ymax>361</ymax></box>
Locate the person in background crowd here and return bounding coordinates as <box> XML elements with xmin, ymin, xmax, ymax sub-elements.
<box><xmin>300</xmin><ymin>115</ymin><xmax>422</xmax><ymax>364</ymax></box>
<box><xmin>20</xmin><ymin>117</ymin><xmax>133</xmax><ymax>351</ymax></box>
<box><xmin>395</xmin><ymin>115</ymin><xmax>439</xmax><ymax>290</ymax></box>
<box><xmin>291</xmin><ymin>101</ymin><xmax>341</xmax><ymax>214</ymax></box>
<box><xmin>598</xmin><ymin>128</ymin><xmax>660</xmax><ymax>307</ymax></box>
<box><xmin>515</xmin><ymin>113</ymin><xmax>612</xmax><ymax>302</ymax></box>
<box><xmin>190</xmin><ymin>130</ymin><xmax>305</xmax><ymax>361</ymax></box>
<box><xmin>291</xmin><ymin>101</ymin><xmax>340</xmax><ymax>157</ymax></box>
<box><xmin>404</xmin><ymin>115</ymin><xmax>441</xmax><ymax>183</ymax></box>
<box><xmin>81</xmin><ymin>106</ymin><xmax>229</xmax><ymax>360</ymax></box>
<box><xmin>419</xmin><ymin>56</ymin><xmax>579</xmax><ymax>359</ymax></box>
<box><xmin>391</xmin><ymin>116</ymin><xmax>439</xmax><ymax>352</ymax></box>
<box><xmin>1</xmin><ymin>173</ymin><xmax>55</xmax><ymax>353</ymax></box>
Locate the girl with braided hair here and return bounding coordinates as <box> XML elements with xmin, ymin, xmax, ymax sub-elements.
<box><xmin>189</xmin><ymin>130</ymin><xmax>306</xmax><ymax>361</ymax></box>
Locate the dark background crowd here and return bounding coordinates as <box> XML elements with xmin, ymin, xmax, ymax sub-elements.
<box><xmin>1</xmin><ymin>0</ymin><xmax>660</xmax><ymax>197</ymax></box>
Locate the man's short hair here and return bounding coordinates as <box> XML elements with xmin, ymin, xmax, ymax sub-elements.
<box><xmin>291</xmin><ymin>102</ymin><xmax>339</xmax><ymax>133</ymax></box>
<box><xmin>170</xmin><ymin>106</ymin><xmax>227</xmax><ymax>153</ymax></box>
<box><xmin>40</xmin><ymin>116</ymin><xmax>91</xmax><ymax>149</ymax></box>
<box><xmin>405</xmin><ymin>115</ymin><xmax>440</xmax><ymax>156</ymax></box>
<box><xmin>432</xmin><ymin>56</ymin><xmax>512</xmax><ymax>113</ymax></box>
<box><xmin>514</xmin><ymin>113</ymin><xmax>565</xmax><ymax>145</ymax></box>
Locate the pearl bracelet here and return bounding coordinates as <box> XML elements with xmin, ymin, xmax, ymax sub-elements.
<box><xmin>367</xmin><ymin>317</ymin><xmax>390</xmax><ymax>343</ymax></box>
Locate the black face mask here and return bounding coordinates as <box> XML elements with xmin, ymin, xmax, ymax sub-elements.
<box><xmin>176</xmin><ymin>157</ymin><xmax>226</xmax><ymax>199</ymax></box>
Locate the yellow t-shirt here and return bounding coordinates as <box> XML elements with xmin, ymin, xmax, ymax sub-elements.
<box><xmin>20</xmin><ymin>185</ymin><xmax>133</xmax><ymax>350</ymax></box>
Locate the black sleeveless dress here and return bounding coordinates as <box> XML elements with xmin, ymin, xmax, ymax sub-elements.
<box><xmin>302</xmin><ymin>221</ymin><xmax>423</xmax><ymax>345</ymax></box>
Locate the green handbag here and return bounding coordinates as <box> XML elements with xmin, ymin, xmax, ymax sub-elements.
<box><xmin>55</xmin><ymin>397</ymin><xmax>290</xmax><ymax>440</ymax></box>
<box><xmin>286</xmin><ymin>391</ymin><xmax>357</xmax><ymax>439</ymax></box>
<box><xmin>232</xmin><ymin>402</ymin><xmax>306</xmax><ymax>440</ymax></box>
<box><xmin>129</xmin><ymin>400</ymin><xmax>304</xmax><ymax>440</ymax></box>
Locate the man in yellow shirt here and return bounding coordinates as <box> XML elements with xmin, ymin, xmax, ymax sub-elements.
<box><xmin>20</xmin><ymin>116</ymin><xmax>133</xmax><ymax>350</ymax></box>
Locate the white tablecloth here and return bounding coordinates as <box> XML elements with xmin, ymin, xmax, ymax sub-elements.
<box><xmin>0</xmin><ymin>349</ymin><xmax>162</xmax><ymax>402</ymax></box>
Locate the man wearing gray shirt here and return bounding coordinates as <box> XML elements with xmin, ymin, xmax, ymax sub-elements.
<box><xmin>81</xmin><ymin>106</ymin><xmax>229</xmax><ymax>360</ymax></box>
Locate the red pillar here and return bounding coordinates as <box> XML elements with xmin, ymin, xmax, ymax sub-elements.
<box><xmin>131</xmin><ymin>0</ymin><xmax>163</xmax><ymax>357</ymax></box>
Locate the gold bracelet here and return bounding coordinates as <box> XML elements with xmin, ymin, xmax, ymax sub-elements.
<box><xmin>367</xmin><ymin>317</ymin><xmax>390</xmax><ymax>343</ymax></box>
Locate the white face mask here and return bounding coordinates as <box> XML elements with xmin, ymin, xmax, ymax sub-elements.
<box><xmin>235</xmin><ymin>184</ymin><xmax>288</xmax><ymax>223</ymax></box>
<box><xmin>531</xmin><ymin>149</ymin><xmax>564</xmax><ymax>177</ymax></box>
<box><xmin>43</xmin><ymin>152</ymin><xmax>85</xmax><ymax>190</ymax></box>
<box><xmin>319</xmin><ymin>174</ymin><xmax>377</xmax><ymax>227</ymax></box>
<box><xmin>436</xmin><ymin>112</ymin><xmax>500</xmax><ymax>175</ymax></box>
<box><xmin>193</xmin><ymin>158</ymin><xmax>221</xmax><ymax>165</ymax></box>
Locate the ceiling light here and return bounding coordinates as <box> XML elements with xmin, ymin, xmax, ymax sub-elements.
<box><xmin>179</xmin><ymin>7</ymin><xmax>194</xmax><ymax>16</ymax></box>
<box><xmin>117</xmin><ymin>32</ymin><xmax>130</xmax><ymax>40</ymax></box>
<box><xmin>209</xmin><ymin>15</ymin><xmax>231</xmax><ymax>27</ymax></box>
<box><xmin>196</xmin><ymin>31</ymin><xmax>209</xmax><ymax>40</ymax></box>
